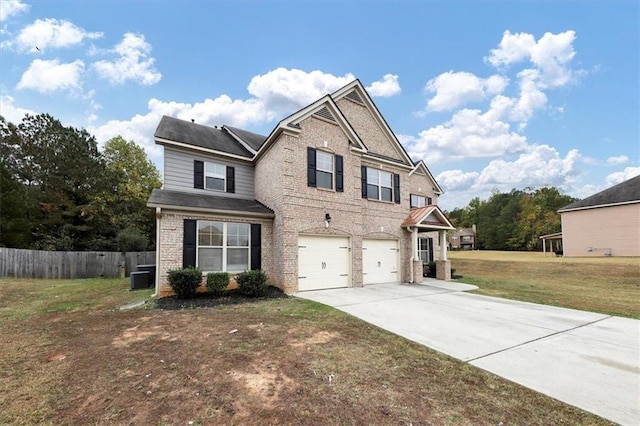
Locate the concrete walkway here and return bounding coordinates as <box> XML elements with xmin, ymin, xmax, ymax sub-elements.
<box><xmin>295</xmin><ymin>280</ymin><xmax>640</xmax><ymax>425</ymax></box>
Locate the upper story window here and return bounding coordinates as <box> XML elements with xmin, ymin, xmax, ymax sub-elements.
<box><xmin>194</xmin><ymin>160</ymin><xmax>235</xmax><ymax>194</ymax></box>
<box><xmin>462</xmin><ymin>235</ymin><xmax>472</xmax><ymax>242</ymax></box>
<box><xmin>361</xmin><ymin>166</ymin><xmax>400</xmax><ymax>204</ymax></box>
<box><xmin>307</xmin><ymin>147</ymin><xmax>343</xmax><ymax>192</ymax></box>
<box><xmin>205</xmin><ymin>162</ymin><xmax>226</xmax><ymax>191</ymax></box>
<box><xmin>367</xmin><ymin>168</ymin><xmax>393</xmax><ymax>202</ymax></box>
<box><xmin>316</xmin><ymin>151</ymin><xmax>334</xmax><ymax>190</ymax></box>
<box><xmin>410</xmin><ymin>194</ymin><xmax>433</xmax><ymax>208</ymax></box>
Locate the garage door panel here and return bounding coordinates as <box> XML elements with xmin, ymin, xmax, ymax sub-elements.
<box><xmin>363</xmin><ymin>239</ymin><xmax>399</xmax><ymax>285</ymax></box>
<box><xmin>298</xmin><ymin>236</ymin><xmax>350</xmax><ymax>291</ymax></box>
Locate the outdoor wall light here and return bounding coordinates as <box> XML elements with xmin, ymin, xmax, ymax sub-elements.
<box><xmin>325</xmin><ymin>213</ymin><xmax>331</xmax><ymax>228</ymax></box>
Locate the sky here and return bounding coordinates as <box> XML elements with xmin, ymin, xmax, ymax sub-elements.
<box><xmin>1</xmin><ymin>0</ymin><xmax>638</xmax><ymax>210</ymax></box>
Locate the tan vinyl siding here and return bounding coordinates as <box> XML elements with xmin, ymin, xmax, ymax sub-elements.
<box><xmin>561</xmin><ymin>203</ymin><xmax>640</xmax><ymax>256</ymax></box>
<box><xmin>163</xmin><ymin>147</ymin><xmax>255</xmax><ymax>199</ymax></box>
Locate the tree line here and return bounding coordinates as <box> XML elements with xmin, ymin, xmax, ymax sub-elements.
<box><xmin>446</xmin><ymin>187</ymin><xmax>577</xmax><ymax>251</ymax></box>
<box><xmin>1</xmin><ymin>114</ymin><xmax>161</xmax><ymax>251</ymax></box>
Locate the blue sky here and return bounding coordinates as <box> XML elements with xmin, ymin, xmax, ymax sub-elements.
<box><xmin>1</xmin><ymin>0</ymin><xmax>638</xmax><ymax>209</ymax></box>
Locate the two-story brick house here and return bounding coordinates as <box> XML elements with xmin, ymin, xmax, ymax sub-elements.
<box><xmin>148</xmin><ymin>79</ymin><xmax>454</xmax><ymax>296</ymax></box>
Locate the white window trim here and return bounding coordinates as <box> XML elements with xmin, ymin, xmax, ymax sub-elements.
<box><xmin>316</xmin><ymin>151</ymin><xmax>334</xmax><ymax>190</ymax></box>
<box><xmin>367</xmin><ymin>168</ymin><xmax>393</xmax><ymax>201</ymax></box>
<box><xmin>196</xmin><ymin>221</ymin><xmax>250</xmax><ymax>273</ymax></box>
<box><xmin>205</xmin><ymin>162</ymin><xmax>226</xmax><ymax>192</ymax></box>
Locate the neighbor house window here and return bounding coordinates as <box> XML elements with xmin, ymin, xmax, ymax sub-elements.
<box><xmin>410</xmin><ymin>194</ymin><xmax>433</xmax><ymax>208</ymax></box>
<box><xmin>197</xmin><ymin>221</ymin><xmax>249</xmax><ymax>272</ymax></box>
<box><xmin>367</xmin><ymin>168</ymin><xmax>393</xmax><ymax>202</ymax></box>
<box><xmin>316</xmin><ymin>151</ymin><xmax>334</xmax><ymax>190</ymax></box>
<box><xmin>307</xmin><ymin>147</ymin><xmax>343</xmax><ymax>192</ymax></box>
<box><xmin>205</xmin><ymin>162</ymin><xmax>226</xmax><ymax>191</ymax></box>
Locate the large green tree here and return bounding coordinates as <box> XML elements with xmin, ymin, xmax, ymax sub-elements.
<box><xmin>447</xmin><ymin>186</ymin><xmax>577</xmax><ymax>251</ymax></box>
<box><xmin>101</xmin><ymin>136</ymin><xmax>162</xmax><ymax>250</ymax></box>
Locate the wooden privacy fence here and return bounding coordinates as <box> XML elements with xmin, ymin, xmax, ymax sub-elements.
<box><xmin>0</xmin><ymin>248</ymin><xmax>155</xmax><ymax>279</ymax></box>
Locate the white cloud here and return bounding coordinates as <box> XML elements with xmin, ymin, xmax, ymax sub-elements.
<box><xmin>0</xmin><ymin>0</ymin><xmax>28</xmax><ymax>22</ymax></box>
<box><xmin>436</xmin><ymin>146</ymin><xmax>582</xmax><ymax>210</ymax></box>
<box><xmin>477</xmin><ymin>145</ymin><xmax>580</xmax><ymax>186</ymax></box>
<box><xmin>14</xmin><ymin>18</ymin><xmax>103</xmax><ymax>53</ymax></box>
<box><xmin>485</xmin><ymin>30</ymin><xmax>536</xmax><ymax>68</ymax></box>
<box><xmin>247</xmin><ymin>67</ymin><xmax>355</xmax><ymax>112</ymax></box>
<box><xmin>435</xmin><ymin>169</ymin><xmax>479</xmax><ymax>191</ymax></box>
<box><xmin>406</xmin><ymin>107</ymin><xmax>528</xmax><ymax>164</ymax></box>
<box><xmin>92</xmin><ymin>33</ymin><xmax>161</xmax><ymax>85</ymax></box>
<box><xmin>16</xmin><ymin>58</ymin><xmax>84</xmax><ymax>93</ymax></box>
<box><xmin>366</xmin><ymin>74</ymin><xmax>401</xmax><ymax>97</ymax></box>
<box><xmin>425</xmin><ymin>71</ymin><xmax>508</xmax><ymax>111</ymax></box>
<box><xmin>0</xmin><ymin>94</ymin><xmax>37</xmax><ymax>123</ymax></box>
<box><xmin>606</xmin><ymin>155</ymin><xmax>629</xmax><ymax>166</ymax></box>
<box><xmin>605</xmin><ymin>166</ymin><xmax>640</xmax><ymax>186</ymax></box>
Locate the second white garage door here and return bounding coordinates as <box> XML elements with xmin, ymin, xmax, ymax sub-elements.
<box><xmin>298</xmin><ymin>235</ymin><xmax>350</xmax><ymax>291</ymax></box>
<box><xmin>362</xmin><ymin>239</ymin><xmax>399</xmax><ymax>284</ymax></box>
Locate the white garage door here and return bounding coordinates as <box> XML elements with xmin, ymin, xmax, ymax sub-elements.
<box><xmin>362</xmin><ymin>239</ymin><xmax>399</xmax><ymax>285</ymax></box>
<box><xmin>298</xmin><ymin>235</ymin><xmax>350</xmax><ymax>291</ymax></box>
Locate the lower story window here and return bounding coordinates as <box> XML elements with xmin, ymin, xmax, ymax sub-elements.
<box><xmin>197</xmin><ymin>221</ymin><xmax>249</xmax><ymax>272</ymax></box>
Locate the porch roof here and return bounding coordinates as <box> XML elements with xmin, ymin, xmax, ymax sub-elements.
<box><xmin>402</xmin><ymin>205</ymin><xmax>455</xmax><ymax>231</ymax></box>
<box><xmin>147</xmin><ymin>189</ymin><xmax>275</xmax><ymax>218</ymax></box>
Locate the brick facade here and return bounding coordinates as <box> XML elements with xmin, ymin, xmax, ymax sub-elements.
<box><xmin>151</xmin><ymin>80</ymin><xmax>450</xmax><ymax>296</ymax></box>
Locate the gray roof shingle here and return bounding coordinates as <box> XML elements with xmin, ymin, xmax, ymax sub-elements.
<box><xmin>224</xmin><ymin>125</ymin><xmax>267</xmax><ymax>152</ymax></box>
<box><xmin>559</xmin><ymin>174</ymin><xmax>640</xmax><ymax>211</ymax></box>
<box><xmin>147</xmin><ymin>188</ymin><xmax>274</xmax><ymax>217</ymax></box>
<box><xmin>155</xmin><ymin>116</ymin><xmax>253</xmax><ymax>158</ymax></box>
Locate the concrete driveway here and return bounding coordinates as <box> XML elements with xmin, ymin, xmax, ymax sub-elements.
<box><xmin>295</xmin><ymin>280</ymin><xmax>640</xmax><ymax>425</ymax></box>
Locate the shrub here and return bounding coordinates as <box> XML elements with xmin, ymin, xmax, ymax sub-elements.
<box><xmin>236</xmin><ymin>270</ymin><xmax>268</xmax><ymax>297</ymax></box>
<box><xmin>167</xmin><ymin>267</ymin><xmax>202</xmax><ymax>299</ymax></box>
<box><xmin>207</xmin><ymin>272</ymin><xmax>229</xmax><ymax>296</ymax></box>
<box><xmin>117</xmin><ymin>226</ymin><xmax>148</xmax><ymax>252</ymax></box>
<box><xmin>425</xmin><ymin>262</ymin><xmax>436</xmax><ymax>277</ymax></box>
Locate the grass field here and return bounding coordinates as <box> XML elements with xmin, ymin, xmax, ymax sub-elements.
<box><xmin>449</xmin><ymin>250</ymin><xmax>640</xmax><ymax>318</ymax></box>
<box><xmin>0</xmin><ymin>277</ymin><xmax>613</xmax><ymax>425</ymax></box>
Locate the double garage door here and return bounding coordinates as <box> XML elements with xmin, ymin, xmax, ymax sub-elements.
<box><xmin>298</xmin><ymin>236</ymin><xmax>399</xmax><ymax>291</ymax></box>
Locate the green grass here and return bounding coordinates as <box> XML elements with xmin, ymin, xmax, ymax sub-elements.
<box><xmin>449</xmin><ymin>251</ymin><xmax>640</xmax><ymax>318</ymax></box>
<box><xmin>0</xmin><ymin>278</ymin><xmax>153</xmax><ymax>324</ymax></box>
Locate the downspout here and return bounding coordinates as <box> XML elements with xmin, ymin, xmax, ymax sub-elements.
<box><xmin>153</xmin><ymin>207</ymin><xmax>161</xmax><ymax>297</ymax></box>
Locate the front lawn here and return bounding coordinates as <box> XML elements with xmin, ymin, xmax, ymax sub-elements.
<box><xmin>0</xmin><ymin>278</ymin><xmax>612</xmax><ymax>425</ymax></box>
<box><xmin>449</xmin><ymin>251</ymin><xmax>640</xmax><ymax>318</ymax></box>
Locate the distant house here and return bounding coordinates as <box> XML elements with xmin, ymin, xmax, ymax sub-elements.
<box><xmin>449</xmin><ymin>227</ymin><xmax>476</xmax><ymax>250</ymax></box>
<box><xmin>558</xmin><ymin>175</ymin><xmax>640</xmax><ymax>257</ymax></box>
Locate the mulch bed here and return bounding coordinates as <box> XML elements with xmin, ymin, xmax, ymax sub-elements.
<box><xmin>154</xmin><ymin>286</ymin><xmax>288</xmax><ymax>310</ymax></box>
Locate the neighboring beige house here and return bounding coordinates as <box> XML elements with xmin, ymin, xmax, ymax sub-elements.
<box><xmin>558</xmin><ymin>175</ymin><xmax>640</xmax><ymax>257</ymax></box>
<box><xmin>449</xmin><ymin>227</ymin><xmax>475</xmax><ymax>250</ymax></box>
<box><xmin>147</xmin><ymin>80</ymin><xmax>454</xmax><ymax>296</ymax></box>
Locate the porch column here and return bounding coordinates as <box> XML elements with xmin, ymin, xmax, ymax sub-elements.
<box><xmin>412</xmin><ymin>228</ymin><xmax>423</xmax><ymax>284</ymax></box>
<box><xmin>439</xmin><ymin>230</ymin><xmax>448</xmax><ymax>261</ymax></box>
<box><xmin>436</xmin><ymin>230</ymin><xmax>451</xmax><ymax>281</ymax></box>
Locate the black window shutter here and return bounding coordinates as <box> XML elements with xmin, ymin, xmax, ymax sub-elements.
<box><xmin>427</xmin><ymin>197</ymin><xmax>433</xmax><ymax>205</ymax></box>
<box><xmin>226</xmin><ymin>166</ymin><xmax>235</xmax><ymax>193</ymax></box>
<box><xmin>410</xmin><ymin>193</ymin><xmax>416</xmax><ymax>208</ymax></box>
<box><xmin>428</xmin><ymin>238</ymin><xmax>434</xmax><ymax>263</ymax></box>
<box><xmin>307</xmin><ymin>147</ymin><xmax>316</xmax><ymax>187</ymax></box>
<box><xmin>335</xmin><ymin>155</ymin><xmax>344</xmax><ymax>192</ymax></box>
<box><xmin>250</xmin><ymin>224</ymin><xmax>261</xmax><ymax>270</ymax></box>
<box><xmin>361</xmin><ymin>166</ymin><xmax>367</xmax><ymax>198</ymax></box>
<box><xmin>393</xmin><ymin>173</ymin><xmax>401</xmax><ymax>204</ymax></box>
<box><xmin>183</xmin><ymin>219</ymin><xmax>197</xmax><ymax>268</ymax></box>
<box><xmin>194</xmin><ymin>160</ymin><xmax>204</xmax><ymax>189</ymax></box>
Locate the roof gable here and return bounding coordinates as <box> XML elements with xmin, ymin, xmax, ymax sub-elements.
<box><xmin>254</xmin><ymin>94</ymin><xmax>367</xmax><ymax>161</ymax></box>
<box><xmin>409</xmin><ymin>160</ymin><xmax>444</xmax><ymax>194</ymax></box>
<box><xmin>331</xmin><ymin>80</ymin><xmax>414</xmax><ymax>167</ymax></box>
<box><xmin>155</xmin><ymin>116</ymin><xmax>253</xmax><ymax>159</ymax></box>
<box><xmin>402</xmin><ymin>205</ymin><xmax>455</xmax><ymax>230</ymax></box>
<box><xmin>559</xmin><ymin>174</ymin><xmax>640</xmax><ymax>212</ymax></box>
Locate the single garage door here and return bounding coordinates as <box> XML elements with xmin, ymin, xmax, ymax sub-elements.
<box><xmin>298</xmin><ymin>235</ymin><xmax>350</xmax><ymax>291</ymax></box>
<box><xmin>362</xmin><ymin>239</ymin><xmax>399</xmax><ymax>285</ymax></box>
